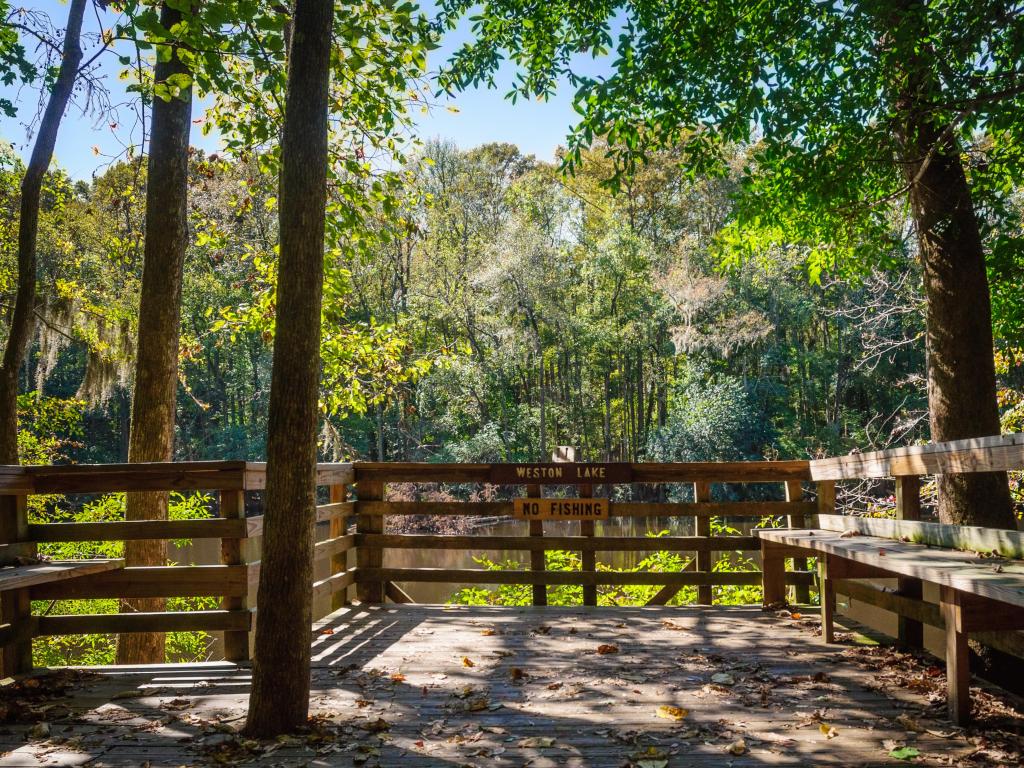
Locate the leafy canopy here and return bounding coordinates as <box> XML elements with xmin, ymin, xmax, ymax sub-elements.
<box><xmin>436</xmin><ymin>0</ymin><xmax>1024</xmax><ymax>279</ymax></box>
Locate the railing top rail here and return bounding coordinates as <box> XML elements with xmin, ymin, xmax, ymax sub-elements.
<box><xmin>352</xmin><ymin>460</ymin><xmax>811</xmax><ymax>484</ymax></box>
<box><xmin>0</xmin><ymin>460</ymin><xmax>354</xmax><ymax>495</ymax></box>
<box><xmin>809</xmin><ymin>433</ymin><xmax>1024</xmax><ymax>481</ymax></box>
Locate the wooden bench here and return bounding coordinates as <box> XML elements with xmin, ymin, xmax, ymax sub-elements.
<box><xmin>1</xmin><ymin>558</ymin><xmax>123</xmax><ymax>669</ymax></box>
<box><xmin>757</xmin><ymin>515</ymin><xmax>1024</xmax><ymax>725</ymax></box>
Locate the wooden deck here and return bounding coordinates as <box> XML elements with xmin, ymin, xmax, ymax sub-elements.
<box><xmin>3</xmin><ymin>605</ymin><xmax>1024</xmax><ymax>767</ymax></box>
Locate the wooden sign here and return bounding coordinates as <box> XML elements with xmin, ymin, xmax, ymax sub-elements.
<box><xmin>490</xmin><ymin>463</ymin><xmax>633</xmax><ymax>485</ymax></box>
<box><xmin>513</xmin><ymin>498</ymin><xmax>610</xmax><ymax>520</ymax></box>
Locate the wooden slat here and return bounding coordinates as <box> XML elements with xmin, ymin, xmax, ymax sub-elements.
<box><xmin>0</xmin><ymin>559</ymin><xmax>123</xmax><ymax>591</ymax></box>
<box><xmin>27</xmin><ymin>461</ymin><xmax>247</xmax><ymax>494</ymax></box>
<box><xmin>819</xmin><ymin>514</ymin><xmax>1024</xmax><ymax>557</ymax></box>
<box><xmin>311</xmin><ymin>570</ymin><xmax>356</xmax><ymax>600</ymax></box>
<box><xmin>527</xmin><ymin>483</ymin><xmax>545</xmax><ymax>607</ymax></box>
<box><xmin>243</xmin><ymin>462</ymin><xmax>354</xmax><ymax>490</ymax></box>
<box><xmin>756</xmin><ymin>528</ymin><xmax>1024</xmax><ymax>608</ymax></box>
<box><xmin>694</xmin><ymin>482</ymin><xmax>712</xmax><ymax>605</ymax></box>
<box><xmin>352</xmin><ymin>460</ymin><xmax>811</xmax><ymax>484</ymax></box>
<box><xmin>354</xmin><ymin>533</ymin><xmax>759</xmax><ymax>552</ymax></box>
<box><xmin>220</xmin><ymin>490</ymin><xmax>250</xmax><ymax>663</ymax></box>
<box><xmin>357</xmin><ymin>481</ymin><xmax>384</xmax><ymax>604</ymax></box>
<box><xmin>809</xmin><ymin>432</ymin><xmax>1024</xmax><ymax>480</ymax></box>
<box><xmin>354</xmin><ymin>500</ymin><xmax>817</xmax><ymax>518</ymax></box>
<box><xmin>356</xmin><ymin>567</ymin><xmax>814</xmax><ymax>587</ymax></box>
<box><xmin>785</xmin><ymin>480</ymin><xmax>810</xmax><ymax>604</ymax></box>
<box><xmin>0</xmin><ymin>467</ymin><xmax>33</xmax><ymax>494</ymax></box>
<box><xmin>314</xmin><ymin>534</ymin><xmax>355</xmax><ymax>560</ymax></box>
<box><xmin>35</xmin><ymin>609</ymin><xmax>251</xmax><ymax>636</ymax></box>
<box><xmin>0</xmin><ymin>617</ymin><xmax>36</xmax><ymax>648</ymax></box>
<box><xmin>385</xmin><ymin>581</ymin><xmax>415</xmax><ymax>604</ymax></box>
<box><xmin>317</xmin><ymin>501</ymin><xmax>354</xmax><ymax>522</ymax></box>
<box><xmin>29</xmin><ymin>565</ymin><xmax>247</xmax><ymax>599</ymax></box>
<box><xmin>328</xmin><ymin>484</ymin><xmax>350</xmax><ymax>612</ymax></box>
<box><xmin>29</xmin><ymin>518</ymin><xmax>246</xmax><ymax>542</ymax></box>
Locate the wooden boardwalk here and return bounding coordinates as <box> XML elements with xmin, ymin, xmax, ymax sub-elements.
<box><xmin>2</xmin><ymin>605</ymin><xmax>1023</xmax><ymax>767</ymax></box>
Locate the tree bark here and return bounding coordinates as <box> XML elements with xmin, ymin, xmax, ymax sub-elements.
<box><xmin>117</xmin><ymin>2</ymin><xmax>193</xmax><ymax>665</ymax></box>
<box><xmin>245</xmin><ymin>0</ymin><xmax>332</xmax><ymax>738</ymax></box>
<box><xmin>886</xmin><ymin>2</ymin><xmax>1014</xmax><ymax>528</ymax></box>
<box><xmin>0</xmin><ymin>0</ymin><xmax>86</xmax><ymax>464</ymax></box>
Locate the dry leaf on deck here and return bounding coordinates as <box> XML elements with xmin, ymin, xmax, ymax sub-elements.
<box><xmin>596</xmin><ymin>644</ymin><xmax>619</xmax><ymax>655</ymax></box>
<box><xmin>655</xmin><ymin>705</ymin><xmax>688</xmax><ymax>721</ymax></box>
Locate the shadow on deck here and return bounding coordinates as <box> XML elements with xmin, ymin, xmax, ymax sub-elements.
<box><xmin>2</xmin><ymin>605</ymin><xmax>1023</xmax><ymax>767</ymax></box>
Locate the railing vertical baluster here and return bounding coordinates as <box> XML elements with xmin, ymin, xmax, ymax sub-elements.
<box><xmin>786</xmin><ymin>480</ymin><xmax>809</xmax><ymax>604</ymax></box>
<box><xmin>220</xmin><ymin>489</ymin><xmax>250</xmax><ymax>662</ymax></box>
<box><xmin>580</xmin><ymin>482</ymin><xmax>596</xmax><ymax>606</ymax></box>
<box><xmin>694</xmin><ymin>481</ymin><xmax>712</xmax><ymax>605</ymax></box>
<box><xmin>895</xmin><ymin>475</ymin><xmax>923</xmax><ymax>648</ymax></box>
<box><xmin>329</xmin><ymin>483</ymin><xmax>349</xmax><ymax>611</ymax></box>
<box><xmin>527</xmin><ymin>483</ymin><xmax>546</xmax><ymax>606</ymax></box>
<box><xmin>357</xmin><ymin>480</ymin><xmax>384</xmax><ymax>604</ymax></box>
<box><xmin>0</xmin><ymin>493</ymin><xmax>32</xmax><ymax>675</ymax></box>
<box><xmin>815</xmin><ymin>479</ymin><xmax>836</xmax><ymax>617</ymax></box>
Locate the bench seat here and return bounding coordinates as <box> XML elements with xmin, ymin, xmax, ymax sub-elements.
<box><xmin>0</xmin><ymin>559</ymin><xmax>124</xmax><ymax>591</ymax></box>
<box><xmin>756</xmin><ymin>528</ymin><xmax>1024</xmax><ymax>607</ymax></box>
<box><xmin>755</xmin><ymin>527</ymin><xmax>1024</xmax><ymax>725</ymax></box>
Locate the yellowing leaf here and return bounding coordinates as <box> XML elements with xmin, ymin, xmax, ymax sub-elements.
<box><xmin>656</xmin><ymin>705</ymin><xmax>688</xmax><ymax>721</ymax></box>
<box><xmin>819</xmin><ymin>723</ymin><xmax>839</xmax><ymax>739</ymax></box>
<box><xmin>462</xmin><ymin>657</ymin><xmax>475</xmax><ymax>667</ymax></box>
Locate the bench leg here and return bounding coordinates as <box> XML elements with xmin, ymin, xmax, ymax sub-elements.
<box><xmin>819</xmin><ymin>555</ymin><xmax>836</xmax><ymax>643</ymax></box>
<box><xmin>761</xmin><ymin>543</ymin><xmax>786</xmax><ymax>608</ymax></box>
<box><xmin>1</xmin><ymin>587</ymin><xmax>32</xmax><ymax>676</ymax></box>
<box><xmin>940</xmin><ymin>587</ymin><xmax>971</xmax><ymax>725</ymax></box>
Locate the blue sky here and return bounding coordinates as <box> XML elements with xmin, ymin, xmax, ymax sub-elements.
<box><xmin>1</xmin><ymin>1</ymin><xmax>611</xmax><ymax>179</ymax></box>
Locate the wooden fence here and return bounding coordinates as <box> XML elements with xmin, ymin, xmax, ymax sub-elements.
<box><xmin>0</xmin><ymin>458</ymin><xmax>822</xmax><ymax>672</ymax></box>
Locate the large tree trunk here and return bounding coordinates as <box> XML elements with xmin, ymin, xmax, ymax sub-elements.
<box><xmin>245</xmin><ymin>0</ymin><xmax>332</xmax><ymax>738</ymax></box>
<box><xmin>898</xmin><ymin>128</ymin><xmax>1014</xmax><ymax>528</ymax></box>
<box><xmin>884</xmin><ymin>1</ymin><xmax>1014</xmax><ymax>529</ymax></box>
<box><xmin>116</xmin><ymin>2</ymin><xmax>193</xmax><ymax>665</ymax></box>
<box><xmin>0</xmin><ymin>0</ymin><xmax>86</xmax><ymax>464</ymax></box>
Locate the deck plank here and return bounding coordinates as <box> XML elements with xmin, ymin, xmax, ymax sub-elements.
<box><xmin>2</xmin><ymin>605</ymin><xmax>1022</xmax><ymax>767</ymax></box>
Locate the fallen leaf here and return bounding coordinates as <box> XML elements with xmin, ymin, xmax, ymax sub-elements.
<box><xmin>390</xmin><ymin>673</ymin><xmax>406</xmax><ymax>683</ymax></box>
<box><xmin>462</xmin><ymin>657</ymin><xmax>475</xmax><ymax>668</ymax></box>
<box><xmin>518</xmin><ymin>736</ymin><xmax>555</xmax><ymax>748</ymax></box>
<box><xmin>656</xmin><ymin>705</ymin><xmax>688</xmax><ymax>721</ymax></box>
<box><xmin>889</xmin><ymin>746</ymin><xmax>921</xmax><ymax>760</ymax></box>
<box><xmin>480</xmin><ymin>629</ymin><xmax>496</xmax><ymax>636</ymax></box>
<box><xmin>726</xmin><ymin>738</ymin><xmax>747</xmax><ymax>755</ymax></box>
<box><xmin>596</xmin><ymin>644</ymin><xmax>619</xmax><ymax>655</ymax></box>
<box><xmin>319</xmin><ymin>628</ymin><xmax>334</xmax><ymax>635</ymax></box>
<box><xmin>791</xmin><ymin>612</ymin><xmax>803</xmax><ymax>619</ymax></box>
<box><xmin>819</xmin><ymin>723</ymin><xmax>839</xmax><ymax>739</ymax></box>
<box><xmin>895</xmin><ymin>713</ymin><xmax>924</xmax><ymax>733</ymax></box>
<box><xmin>509</xmin><ymin>667</ymin><xmax>526</xmax><ymax>681</ymax></box>
<box><xmin>711</xmin><ymin>672</ymin><xmax>735</xmax><ymax>686</ymax></box>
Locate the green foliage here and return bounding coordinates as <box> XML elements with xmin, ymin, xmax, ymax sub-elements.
<box><xmin>449</xmin><ymin>525</ymin><xmax>764</xmax><ymax>607</ymax></box>
<box><xmin>31</xmin><ymin>492</ymin><xmax>219</xmax><ymax>667</ymax></box>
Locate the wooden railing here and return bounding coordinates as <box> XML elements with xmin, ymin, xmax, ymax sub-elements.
<box><xmin>0</xmin><ymin>461</ymin><xmax>354</xmax><ymax>675</ymax></box>
<box><xmin>1</xmin><ymin>457</ymin><xmax>825</xmax><ymax>672</ymax></box>
<box><xmin>350</xmin><ymin>460</ymin><xmax>821</xmax><ymax>606</ymax></box>
<box><xmin>10</xmin><ymin>437</ymin><xmax>1020</xmax><ymax>672</ymax></box>
<box><xmin>808</xmin><ymin>432</ymin><xmax>1024</xmax><ymax>657</ymax></box>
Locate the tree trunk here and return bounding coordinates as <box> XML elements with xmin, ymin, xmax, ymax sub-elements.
<box><xmin>117</xmin><ymin>2</ymin><xmax>193</xmax><ymax>665</ymax></box>
<box><xmin>0</xmin><ymin>0</ymin><xmax>86</xmax><ymax>464</ymax></box>
<box><xmin>886</xmin><ymin>3</ymin><xmax>1014</xmax><ymax>529</ymax></box>
<box><xmin>245</xmin><ymin>0</ymin><xmax>332</xmax><ymax>738</ymax></box>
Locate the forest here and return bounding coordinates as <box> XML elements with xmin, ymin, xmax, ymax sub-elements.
<box><xmin>11</xmin><ymin>137</ymin><xmax>1024</xmax><ymax>471</ymax></box>
<box><xmin>3</xmin><ymin>0</ymin><xmax>1024</xmax><ymax>741</ymax></box>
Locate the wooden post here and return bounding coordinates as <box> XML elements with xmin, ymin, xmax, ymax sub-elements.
<box><xmin>329</xmin><ymin>484</ymin><xmax>349</xmax><ymax>611</ymax></box>
<box><xmin>819</xmin><ymin>554</ymin><xmax>836</xmax><ymax>643</ymax></box>
<box><xmin>895</xmin><ymin>475</ymin><xmax>924</xmax><ymax>649</ymax></box>
<box><xmin>694</xmin><ymin>481</ymin><xmax>712</xmax><ymax>605</ymax></box>
<box><xmin>815</xmin><ymin>479</ymin><xmax>836</xmax><ymax>611</ymax></box>
<box><xmin>219</xmin><ymin>489</ymin><xmax>250</xmax><ymax>662</ymax></box>
<box><xmin>785</xmin><ymin>480</ymin><xmax>809</xmax><ymax>604</ymax></box>
<box><xmin>940</xmin><ymin>586</ymin><xmax>971</xmax><ymax>725</ymax></box>
<box><xmin>580</xmin><ymin>482</ymin><xmax>596</xmax><ymax>606</ymax></box>
<box><xmin>357</xmin><ymin>480</ymin><xmax>384</xmax><ymax>604</ymax></box>
<box><xmin>761</xmin><ymin>541</ymin><xmax>786</xmax><ymax>608</ymax></box>
<box><xmin>527</xmin><ymin>482</ymin><xmax>546</xmax><ymax>606</ymax></box>
<box><xmin>0</xmin><ymin>494</ymin><xmax>32</xmax><ymax>675</ymax></box>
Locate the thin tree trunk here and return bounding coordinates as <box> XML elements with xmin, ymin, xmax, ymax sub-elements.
<box><xmin>885</xmin><ymin>2</ymin><xmax>1014</xmax><ymax>528</ymax></box>
<box><xmin>245</xmin><ymin>0</ymin><xmax>332</xmax><ymax>738</ymax></box>
<box><xmin>117</xmin><ymin>2</ymin><xmax>193</xmax><ymax>665</ymax></box>
<box><xmin>0</xmin><ymin>0</ymin><xmax>86</xmax><ymax>464</ymax></box>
